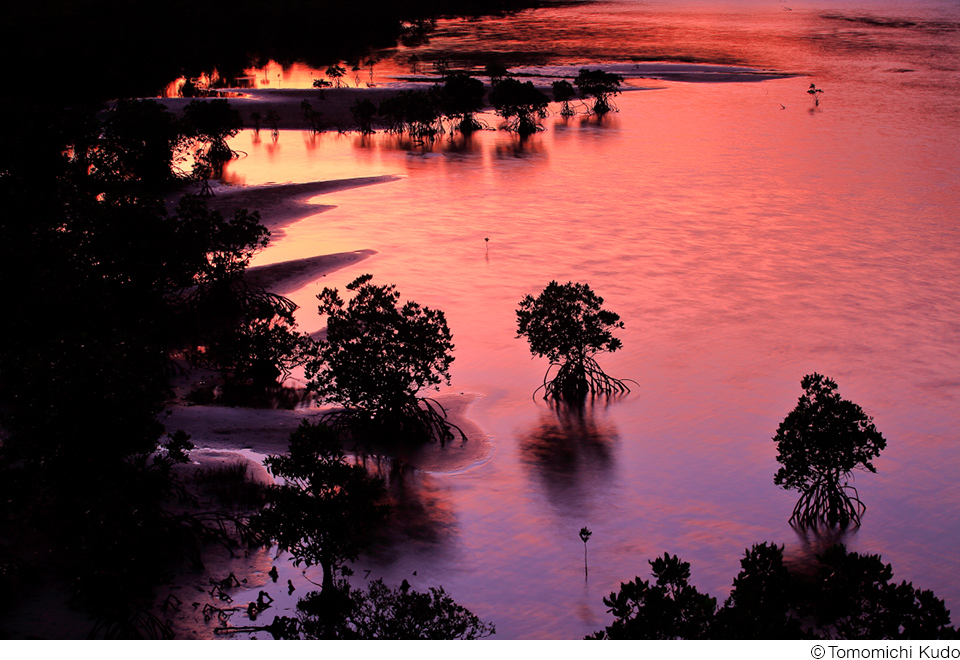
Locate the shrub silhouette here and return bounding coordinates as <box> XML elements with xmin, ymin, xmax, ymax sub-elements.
<box><xmin>773</xmin><ymin>374</ymin><xmax>886</xmax><ymax>528</ymax></box>
<box><xmin>489</xmin><ymin>78</ymin><xmax>550</xmax><ymax>136</ymax></box>
<box><xmin>182</xmin><ymin>99</ymin><xmax>243</xmax><ymax>177</ymax></box>
<box><xmin>588</xmin><ymin>553</ymin><xmax>717</xmax><ymax>639</ymax></box>
<box><xmin>439</xmin><ymin>73</ymin><xmax>486</xmax><ymax>134</ymax></box>
<box><xmin>350</xmin><ymin>99</ymin><xmax>378</xmax><ymax>134</ymax></box>
<box><xmin>252</xmin><ymin>421</ymin><xmax>388</xmax><ymax>597</ymax></box>
<box><xmin>516</xmin><ymin>281</ymin><xmax>630</xmax><ymax>401</ymax></box>
<box><xmin>592</xmin><ymin>543</ymin><xmax>957</xmax><ymax>639</ymax></box>
<box><xmin>307</xmin><ymin>274</ymin><xmax>464</xmax><ymax>444</ymax></box>
<box><xmin>294</xmin><ymin>578</ymin><xmax>496</xmax><ymax>639</ymax></box>
<box><xmin>326</xmin><ymin>64</ymin><xmax>347</xmax><ymax>88</ymax></box>
<box><xmin>551</xmin><ymin>79</ymin><xmax>577</xmax><ymax>117</ymax></box>
<box><xmin>377</xmin><ymin>89</ymin><xmax>442</xmax><ymax>140</ymax></box>
<box><xmin>574</xmin><ymin>68</ymin><xmax>624</xmax><ymax>115</ymax></box>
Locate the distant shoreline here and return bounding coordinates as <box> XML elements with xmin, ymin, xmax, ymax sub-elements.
<box><xmin>148</xmin><ymin>63</ymin><xmax>797</xmax><ymax>132</ymax></box>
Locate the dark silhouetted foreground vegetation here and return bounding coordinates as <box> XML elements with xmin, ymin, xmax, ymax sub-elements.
<box><xmin>0</xmin><ymin>96</ymin><xmax>301</xmax><ymax>637</ymax></box>
<box><xmin>248</xmin><ymin>422</ymin><xmax>492</xmax><ymax>639</ymax></box>
<box><xmin>592</xmin><ymin>543</ymin><xmax>956</xmax><ymax>639</ymax></box>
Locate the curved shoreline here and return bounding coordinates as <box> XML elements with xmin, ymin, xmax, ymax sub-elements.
<box><xmin>200</xmin><ymin>175</ymin><xmax>403</xmax><ymax>239</ymax></box>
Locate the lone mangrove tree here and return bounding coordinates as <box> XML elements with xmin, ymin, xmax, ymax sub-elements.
<box><xmin>516</xmin><ymin>281</ymin><xmax>630</xmax><ymax>402</ymax></box>
<box><xmin>574</xmin><ymin>69</ymin><xmax>624</xmax><ymax>115</ymax></box>
<box><xmin>773</xmin><ymin>373</ymin><xmax>887</xmax><ymax>528</ymax></box>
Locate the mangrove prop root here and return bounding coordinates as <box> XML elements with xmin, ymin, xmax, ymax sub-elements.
<box><xmin>319</xmin><ymin>397</ymin><xmax>467</xmax><ymax>447</ymax></box>
<box><xmin>789</xmin><ymin>478</ymin><xmax>866</xmax><ymax>528</ymax></box>
<box><xmin>534</xmin><ymin>357</ymin><xmax>633</xmax><ymax>403</ymax></box>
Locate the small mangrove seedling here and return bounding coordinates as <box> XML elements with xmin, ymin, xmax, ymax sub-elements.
<box><xmin>517</xmin><ymin>281</ymin><xmax>631</xmax><ymax>402</ymax></box>
<box><xmin>580</xmin><ymin>526</ymin><xmax>593</xmax><ymax>578</ymax></box>
<box><xmin>807</xmin><ymin>83</ymin><xmax>824</xmax><ymax>107</ymax></box>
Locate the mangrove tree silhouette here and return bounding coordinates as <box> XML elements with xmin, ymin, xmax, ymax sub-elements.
<box><xmin>774</xmin><ymin>374</ymin><xmax>887</xmax><ymax>528</ymax></box>
<box><xmin>439</xmin><ymin>73</ymin><xmax>487</xmax><ymax>135</ymax></box>
<box><xmin>490</xmin><ymin>77</ymin><xmax>550</xmax><ymax>136</ymax></box>
<box><xmin>552</xmin><ymin>79</ymin><xmax>578</xmax><ymax>117</ymax></box>
<box><xmin>574</xmin><ymin>68</ymin><xmax>624</xmax><ymax>115</ymax></box>
<box><xmin>247</xmin><ymin>421</ymin><xmax>491</xmax><ymax>639</ymax></box>
<box><xmin>291</xmin><ymin>578</ymin><xmax>496</xmax><ymax>639</ymax></box>
<box><xmin>253</xmin><ymin>421</ymin><xmax>388</xmax><ymax>599</ymax></box>
<box><xmin>182</xmin><ymin>99</ymin><xmax>244</xmax><ymax>178</ymax></box>
<box><xmin>307</xmin><ymin>274</ymin><xmax>465</xmax><ymax>444</ymax></box>
<box><xmin>516</xmin><ymin>281</ymin><xmax>630</xmax><ymax>402</ymax></box>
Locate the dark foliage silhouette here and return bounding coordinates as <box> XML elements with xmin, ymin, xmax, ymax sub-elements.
<box><xmin>489</xmin><ymin>78</ymin><xmax>550</xmax><ymax>136</ymax></box>
<box><xmin>574</xmin><ymin>69</ymin><xmax>624</xmax><ymax>115</ymax></box>
<box><xmin>186</xmin><ymin>295</ymin><xmax>314</xmax><ymax>406</ymax></box>
<box><xmin>811</xmin><ymin>545</ymin><xmax>955</xmax><ymax>639</ymax></box>
<box><xmin>592</xmin><ymin>543</ymin><xmax>957</xmax><ymax>639</ymax></box>
<box><xmin>252</xmin><ymin>421</ymin><xmax>388</xmax><ymax>597</ymax></box>
<box><xmin>774</xmin><ymin>374</ymin><xmax>886</xmax><ymax>527</ymax></box>
<box><xmin>516</xmin><ymin>281</ymin><xmax>630</xmax><ymax>401</ymax></box>
<box><xmin>293</xmin><ymin>578</ymin><xmax>496</xmax><ymax>639</ymax></box>
<box><xmin>182</xmin><ymin>99</ymin><xmax>244</xmax><ymax>177</ymax></box>
<box><xmin>377</xmin><ymin>89</ymin><xmax>443</xmax><ymax>140</ymax></box>
<box><xmin>350</xmin><ymin>99</ymin><xmax>378</xmax><ymax>134</ymax></box>
<box><xmin>711</xmin><ymin>542</ymin><xmax>803</xmax><ymax>638</ymax></box>
<box><xmin>552</xmin><ymin>79</ymin><xmax>577</xmax><ymax>117</ymax></box>
<box><xmin>485</xmin><ymin>62</ymin><xmax>509</xmax><ymax>85</ymax></box>
<box><xmin>439</xmin><ymin>73</ymin><xmax>487</xmax><ymax>134</ymax></box>
<box><xmin>0</xmin><ymin>100</ymin><xmax>289</xmax><ymax>636</ymax></box>
<box><xmin>246</xmin><ymin>422</ymin><xmax>491</xmax><ymax>640</ymax></box>
<box><xmin>326</xmin><ymin>64</ymin><xmax>347</xmax><ymax>88</ymax></box>
<box><xmin>808</xmin><ymin>83</ymin><xmax>825</xmax><ymax>107</ymax></box>
<box><xmin>306</xmin><ymin>274</ymin><xmax>464</xmax><ymax>444</ymax></box>
<box><xmin>589</xmin><ymin>553</ymin><xmax>717</xmax><ymax>639</ymax></box>
<box><xmin>301</xmin><ymin>100</ymin><xmax>325</xmax><ymax>134</ymax></box>
<box><xmin>100</xmin><ymin>99</ymin><xmax>189</xmax><ymax>189</ymax></box>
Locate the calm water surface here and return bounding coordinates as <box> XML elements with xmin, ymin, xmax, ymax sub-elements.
<box><xmin>221</xmin><ymin>0</ymin><xmax>960</xmax><ymax>638</ymax></box>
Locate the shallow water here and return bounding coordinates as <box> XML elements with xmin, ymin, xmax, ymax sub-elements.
<box><xmin>219</xmin><ymin>0</ymin><xmax>960</xmax><ymax>638</ymax></box>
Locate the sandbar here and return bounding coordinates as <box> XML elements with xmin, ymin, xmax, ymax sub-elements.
<box><xmin>200</xmin><ymin>175</ymin><xmax>402</xmax><ymax>239</ymax></box>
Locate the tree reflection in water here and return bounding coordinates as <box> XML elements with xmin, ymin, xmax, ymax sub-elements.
<box><xmin>518</xmin><ymin>402</ymin><xmax>620</xmax><ymax>508</ymax></box>
<box><xmin>357</xmin><ymin>455</ymin><xmax>459</xmax><ymax>560</ymax></box>
<box><xmin>783</xmin><ymin>522</ymin><xmax>853</xmax><ymax>581</ymax></box>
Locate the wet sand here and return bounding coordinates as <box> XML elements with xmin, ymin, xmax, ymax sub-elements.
<box><xmin>244</xmin><ymin>251</ymin><xmax>378</xmax><ymax>295</ymax></box>
<box><xmin>163</xmin><ymin>392</ymin><xmax>493</xmax><ymax>475</ymax></box>
<box><xmin>200</xmin><ymin>175</ymin><xmax>402</xmax><ymax>240</ymax></box>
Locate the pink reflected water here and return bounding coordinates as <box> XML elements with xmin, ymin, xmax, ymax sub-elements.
<box><xmin>218</xmin><ymin>0</ymin><xmax>960</xmax><ymax>638</ymax></box>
